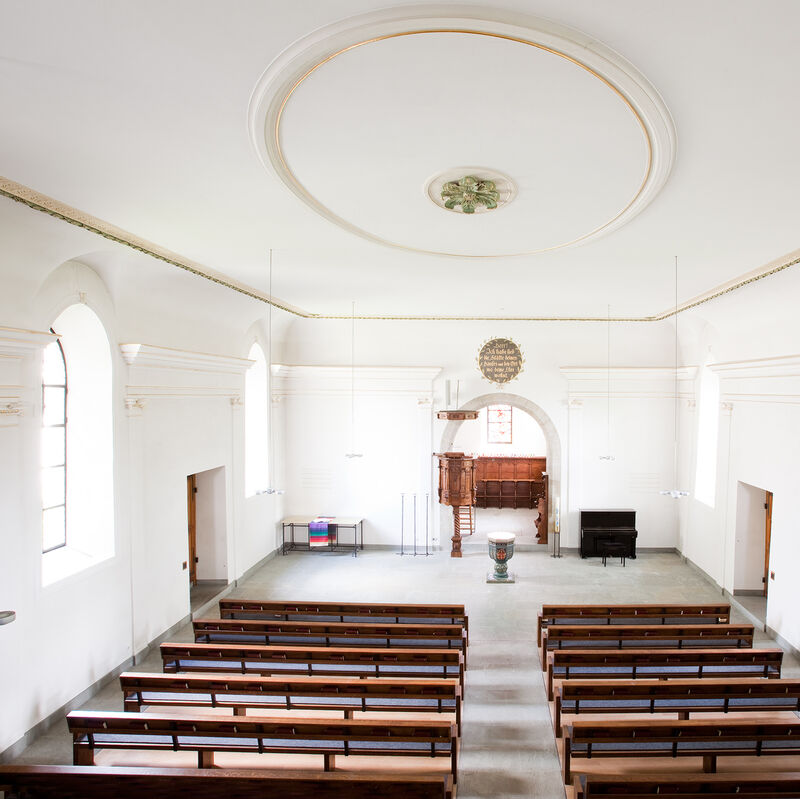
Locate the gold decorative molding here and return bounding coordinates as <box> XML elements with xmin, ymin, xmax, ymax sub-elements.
<box><xmin>0</xmin><ymin>401</ymin><xmax>23</xmax><ymax>417</ymax></box>
<box><xmin>2</xmin><ymin>176</ymin><xmax>799</xmax><ymax>323</ymax></box>
<box><xmin>0</xmin><ymin>176</ymin><xmax>313</xmax><ymax>319</ymax></box>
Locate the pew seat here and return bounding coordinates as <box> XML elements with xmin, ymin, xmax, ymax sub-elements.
<box><xmin>574</xmin><ymin>772</ymin><xmax>800</xmax><ymax>799</ymax></box>
<box><xmin>67</xmin><ymin>710</ymin><xmax>458</xmax><ymax>781</ymax></box>
<box><xmin>562</xmin><ymin>717</ymin><xmax>800</xmax><ymax>783</ymax></box>
<box><xmin>546</xmin><ymin>648</ymin><xmax>783</xmax><ymax>701</ymax></box>
<box><xmin>537</xmin><ymin>604</ymin><xmax>731</xmax><ymax>647</ymax></box>
<box><xmin>541</xmin><ymin>624</ymin><xmax>754</xmax><ymax>670</ymax></box>
<box><xmin>0</xmin><ymin>764</ymin><xmax>454</xmax><ymax>799</ymax></box>
<box><xmin>120</xmin><ymin>672</ymin><xmax>462</xmax><ymax>734</ymax></box>
<box><xmin>554</xmin><ymin>677</ymin><xmax>800</xmax><ymax>735</ymax></box>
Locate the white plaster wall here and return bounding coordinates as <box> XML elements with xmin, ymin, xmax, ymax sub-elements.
<box><xmin>678</xmin><ymin>264</ymin><xmax>800</xmax><ymax>652</ymax></box>
<box><xmin>0</xmin><ymin>218</ymin><xmax>285</xmax><ymax>755</ymax></box>
<box><xmin>281</xmin><ymin>388</ymin><xmax>433</xmax><ymax>547</ymax></box>
<box><xmin>733</xmin><ymin>482</ymin><xmax>767</xmax><ymax>592</ymax></box>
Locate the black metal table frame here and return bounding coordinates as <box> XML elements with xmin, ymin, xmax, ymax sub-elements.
<box><xmin>281</xmin><ymin>519</ymin><xmax>364</xmax><ymax>557</ymax></box>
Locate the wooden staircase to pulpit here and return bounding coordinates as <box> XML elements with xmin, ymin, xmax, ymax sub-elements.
<box><xmin>454</xmin><ymin>505</ymin><xmax>475</xmax><ymax>540</ymax></box>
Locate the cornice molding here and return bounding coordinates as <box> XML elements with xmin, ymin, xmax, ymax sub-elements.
<box><xmin>3</xmin><ymin>176</ymin><xmax>799</xmax><ymax>322</ymax></box>
<box><xmin>0</xmin><ymin>325</ymin><xmax>58</xmax><ymax>355</ymax></box>
<box><xmin>125</xmin><ymin>386</ymin><xmax>243</xmax><ymax>402</ymax></box>
<box><xmin>711</xmin><ymin>354</ymin><xmax>800</xmax><ymax>379</ymax></box>
<box><xmin>0</xmin><ymin>177</ymin><xmax>310</xmax><ymax>318</ymax></box>
<box><xmin>120</xmin><ymin>343</ymin><xmax>254</xmax><ymax>375</ymax></box>
<box><xmin>272</xmin><ymin>364</ymin><xmax>442</xmax><ymax>397</ymax></box>
<box><xmin>561</xmin><ymin>365</ymin><xmax>696</xmax><ymax>400</ymax></box>
<box><xmin>560</xmin><ymin>366</ymin><xmax>697</xmax><ymax>380</ymax></box>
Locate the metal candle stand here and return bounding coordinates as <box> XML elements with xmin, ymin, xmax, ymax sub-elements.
<box><xmin>398</xmin><ymin>492</ymin><xmax>432</xmax><ymax>556</ymax></box>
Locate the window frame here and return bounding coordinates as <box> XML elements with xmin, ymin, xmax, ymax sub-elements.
<box><xmin>486</xmin><ymin>403</ymin><xmax>513</xmax><ymax>445</ymax></box>
<box><xmin>41</xmin><ymin>330</ymin><xmax>67</xmax><ymax>553</ymax></box>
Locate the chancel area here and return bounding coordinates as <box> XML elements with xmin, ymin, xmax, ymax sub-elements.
<box><xmin>2</xmin><ymin>2</ymin><xmax>800</xmax><ymax>797</ymax></box>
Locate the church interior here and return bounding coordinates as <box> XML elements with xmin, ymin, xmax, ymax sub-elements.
<box><xmin>2</xmin><ymin>1</ymin><xmax>800</xmax><ymax>796</ymax></box>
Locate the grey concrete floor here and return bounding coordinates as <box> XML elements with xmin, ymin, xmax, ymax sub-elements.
<box><xmin>11</xmin><ymin>549</ymin><xmax>800</xmax><ymax>799</ymax></box>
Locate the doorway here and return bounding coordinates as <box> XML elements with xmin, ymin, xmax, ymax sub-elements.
<box><xmin>187</xmin><ymin>466</ymin><xmax>229</xmax><ymax>612</ymax></box>
<box><xmin>733</xmin><ymin>481</ymin><xmax>771</xmax><ymax>625</ymax></box>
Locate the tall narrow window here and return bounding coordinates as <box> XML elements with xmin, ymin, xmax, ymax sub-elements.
<box><xmin>487</xmin><ymin>404</ymin><xmax>513</xmax><ymax>444</ymax></box>
<box><xmin>41</xmin><ymin>304</ymin><xmax>114</xmax><ymax>582</ymax></box>
<box><xmin>694</xmin><ymin>364</ymin><xmax>720</xmax><ymax>507</ymax></box>
<box><xmin>41</xmin><ymin>333</ymin><xmax>67</xmax><ymax>552</ymax></box>
<box><xmin>245</xmin><ymin>342</ymin><xmax>268</xmax><ymax>496</ymax></box>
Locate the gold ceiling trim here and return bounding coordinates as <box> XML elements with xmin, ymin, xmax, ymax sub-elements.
<box><xmin>1</xmin><ymin>176</ymin><xmax>798</xmax><ymax>323</ymax></box>
<box><xmin>0</xmin><ymin>176</ymin><xmax>313</xmax><ymax>318</ymax></box>
<box><xmin>273</xmin><ymin>28</ymin><xmax>653</xmax><ymax>258</ymax></box>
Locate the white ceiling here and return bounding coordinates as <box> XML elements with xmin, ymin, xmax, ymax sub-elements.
<box><xmin>1</xmin><ymin>0</ymin><xmax>798</xmax><ymax>320</ymax></box>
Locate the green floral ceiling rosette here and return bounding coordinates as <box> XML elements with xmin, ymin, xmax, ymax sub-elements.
<box><xmin>440</xmin><ymin>175</ymin><xmax>500</xmax><ymax>214</ymax></box>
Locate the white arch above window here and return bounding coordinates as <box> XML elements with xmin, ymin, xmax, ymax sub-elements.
<box><xmin>245</xmin><ymin>342</ymin><xmax>269</xmax><ymax>497</ymax></box>
<box><xmin>42</xmin><ymin>303</ymin><xmax>114</xmax><ymax>584</ymax></box>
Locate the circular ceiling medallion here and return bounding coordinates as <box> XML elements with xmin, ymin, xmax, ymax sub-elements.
<box><xmin>426</xmin><ymin>167</ymin><xmax>516</xmax><ymax>214</ymax></box>
<box><xmin>249</xmin><ymin>6</ymin><xmax>676</xmax><ymax>258</ymax></box>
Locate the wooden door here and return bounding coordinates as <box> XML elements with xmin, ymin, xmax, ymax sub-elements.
<box><xmin>187</xmin><ymin>474</ymin><xmax>197</xmax><ymax>586</ymax></box>
<box><xmin>764</xmin><ymin>491</ymin><xmax>773</xmax><ymax>598</ymax></box>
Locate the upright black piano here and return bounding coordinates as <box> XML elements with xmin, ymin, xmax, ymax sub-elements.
<box><xmin>580</xmin><ymin>509</ymin><xmax>637</xmax><ymax>559</ymax></box>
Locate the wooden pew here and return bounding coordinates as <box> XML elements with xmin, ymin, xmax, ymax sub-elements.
<box><xmin>546</xmin><ymin>648</ymin><xmax>783</xmax><ymax>701</ymax></box>
<box><xmin>120</xmin><ymin>672</ymin><xmax>462</xmax><ymax>735</ymax></box>
<box><xmin>537</xmin><ymin>604</ymin><xmax>731</xmax><ymax>646</ymax></box>
<box><xmin>160</xmin><ymin>642</ymin><xmax>465</xmax><ymax>691</ymax></box>
<box><xmin>554</xmin><ymin>677</ymin><xmax>800</xmax><ymax>735</ymax></box>
<box><xmin>562</xmin><ymin>717</ymin><xmax>800</xmax><ymax>783</ymax></box>
<box><xmin>541</xmin><ymin>623</ymin><xmax>754</xmax><ymax>669</ymax></box>
<box><xmin>219</xmin><ymin>600</ymin><xmax>468</xmax><ymax>643</ymax></box>
<box><xmin>67</xmin><ymin>710</ymin><xmax>458</xmax><ymax>782</ymax></box>
<box><xmin>193</xmin><ymin>618</ymin><xmax>467</xmax><ymax>659</ymax></box>
<box><xmin>574</xmin><ymin>772</ymin><xmax>800</xmax><ymax>799</ymax></box>
<box><xmin>0</xmin><ymin>764</ymin><xmax>454</xmax><ymax>799</ymax></box>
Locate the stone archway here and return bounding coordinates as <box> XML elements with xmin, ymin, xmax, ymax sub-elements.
<box><xmin>438</xmin><ymin>393</ymin><xmax>561</xmax><ymax>539</ymax></box>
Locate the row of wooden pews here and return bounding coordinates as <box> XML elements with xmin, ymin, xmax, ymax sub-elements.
<box><xmin>1</xmin><ymin>600</ymin><xmax>467</xmax><ymax>798</ymax></box>
<box><xmin>538</xmin><ymin>602</ymin><xmax>799</xmax><ymax>797</ymax></box>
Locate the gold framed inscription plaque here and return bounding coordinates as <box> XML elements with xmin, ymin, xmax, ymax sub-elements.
<box><xmin>478</xmin><ymin>338</ymin><xmax>524</xmax><ymax>385</ymax></box>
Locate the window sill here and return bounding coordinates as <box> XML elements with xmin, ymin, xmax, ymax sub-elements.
<box><xmin>41</xmin><ymin>545</ymin><xmax>112</xmax><ymax>587</ymax></box>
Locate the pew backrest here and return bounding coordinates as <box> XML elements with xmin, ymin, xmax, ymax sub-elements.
<box><xmin>120</xmin><ymin>672</ymin><xmax>462</xmax><ymax>734</ymax></box>
<box><xmin>160</xmin><ymin>642</ymin><xmax>464</xmax><ymax>689</ymax></box>
<box><xmin>220</xmin><ymin>600</ymin><xmax>468</xmax><ymax>641</ymax></box>
<box><xmin>554</xmin><ymin>677</ymin><xmax>800</xmax><ymax>735</ymax></box>
<box><xmin>546</xmin><ymin>648</ymin><xmax>783</xmax><ymax>700</ymax></box>
<box><xmin>0</xmin><ymin>764</ymin><xmax>454</xmax><ymax>799</ymax></box>
<box><xmin>541</xmin><ymin>623</ymin><xmax>754</xmax><ymax>669</ymax></box>
<box><xmin>537</xmin><ymin>604</ymin><xmax>731</xmax><ymax>646</ymax></box>
<box><xmin>193</xmin><ymin>618</ymin><xmax>467</xmax><ymax>656</ymax></box>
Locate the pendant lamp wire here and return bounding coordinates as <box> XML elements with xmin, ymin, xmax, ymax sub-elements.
<box><xmin>345</xmin><ymin>300</ymin><xmax>363</xmax><ymax>458</ymax></box>
<box><xmin>599</xmin><ymin>304</ymin><xmax>615</xmax><ymax>461</ymax></box>
<box><xmin>660</xmin><ymin>255</ymin><xmax>688</xmax><ymax>498</ymax></box>
<box><xmin>264</xmin><ymin>248</ymin><xmax>283</xmax><ymax>494</ymax></box>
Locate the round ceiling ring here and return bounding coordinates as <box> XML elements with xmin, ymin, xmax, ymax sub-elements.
<box><xmin>248</xmin><ymin>6</ymin><xmax>676</xmax><ymax>258</ymax></box>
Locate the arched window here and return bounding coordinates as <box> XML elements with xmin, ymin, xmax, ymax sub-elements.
<box><xmin>41</xmin><ymin>304</ymin><xmax>114</xmax><ymax>577</ymax></box>
<box><xmin>245</xmin><ymin>342</ymin><xmax>268</xmax><ymax>496</ymax></box>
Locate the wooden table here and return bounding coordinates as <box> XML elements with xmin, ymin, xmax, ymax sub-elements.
<box><xmin>281</xmin><ymin>516</ymin><xmax>365</xmax><ymax>557</ymax></box>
